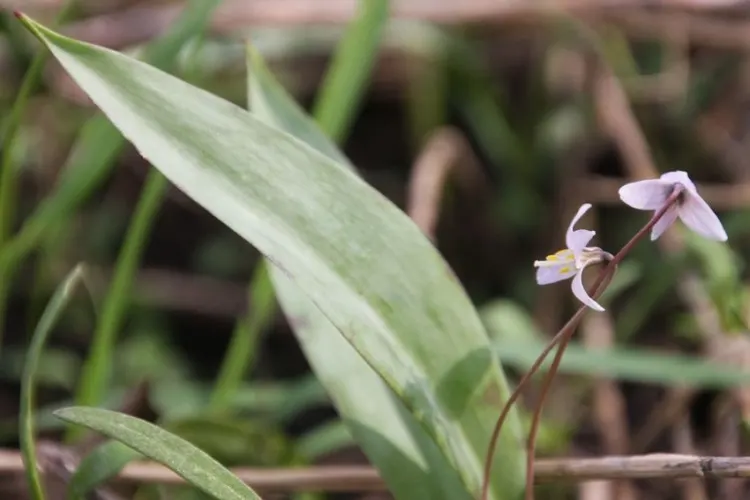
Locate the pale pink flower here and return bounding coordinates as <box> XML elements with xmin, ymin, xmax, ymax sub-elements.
<box><xmin>618</xmin><ymin>170</ymin><xmax>727</xmax><ymax>242</ymax></box>
<box><xmin>534</xmin><ymin>203</ymin><xmax>611</xmax><ymax>312</ymax></box>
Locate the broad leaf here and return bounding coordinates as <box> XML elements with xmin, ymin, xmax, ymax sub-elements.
<box><xmin>248</xmin><ymin>46</ymin><xmax>472</xmax><ymax>499</ymax></box>
<box><xmin>19</xmin><ymin>17</ymin><xmax>525</xmax><ymax>499</ymax></box>
<box><xmin>54</xmin><ymin>407</ymin><xmax>261</xmax><ymax>500</ymax></box>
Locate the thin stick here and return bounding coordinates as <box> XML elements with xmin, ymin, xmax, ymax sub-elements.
<box><xmin>9</xmin><ymin>447</ymin><xmax>750</xmax><ymax>493</ymax></box>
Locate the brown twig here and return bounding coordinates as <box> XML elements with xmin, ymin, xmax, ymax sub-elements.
<box><xmin>672</xmin><ymin>415</ymin><xmax>709</xmax><ymax>500</ymax></box>
<box><xmin>712</xmin><ymin>395</ymin><xmax>744</xmax><ymax>500</ymax></box>
<box><xmin>405</xmin><ymin>127</ymin><xmax>488</xmax><ymax>240</ymax></box>
<box><xmin>7</xmin><ymin>448</ymin><xmax>750</xmax><ymax>492</ymax></box>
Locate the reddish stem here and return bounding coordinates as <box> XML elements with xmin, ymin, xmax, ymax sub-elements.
<box><xmin>481</xmin><ymin>186</ymin><xmax>684</xmax><ymax>500</ymax></box>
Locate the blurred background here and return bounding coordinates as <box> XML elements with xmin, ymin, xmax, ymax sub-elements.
<box><xmin>4</xmin><ymin>0</ymin><xmax>750</xmax><ymax>499</ymax></box>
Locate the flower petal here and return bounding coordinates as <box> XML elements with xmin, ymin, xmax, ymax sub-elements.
<box><xmin>571</xmin><ymin>268</ymin><xmax>605</xmax><ymax>311</ymax></box>
<box><xmin>660</xmin><ymin>170</ymin><xmax>697</xmax><ymax>194</ymax></box>
<box><xmin>618</xmin><ymin>179</ymin><xmax>672</xmax><ymax>210</ymax></box>
<box><xmin>650</xmin><ymin>206</ymin><xmax>679</xmax><ymax>241</ymax></box>
<box><xmin>678</xmin><ymin>192</ymin><xmax>728</xmax><ymax>241</ymax></box>
<box><xmin>535</xmin><ymin>262</ymin><xmax>577</xmax><ymax>285</ymax></box>
<box><xmin>565</xmin><ymin>203</ymin><xmax>595</xmax><ymax>253</ymax></box>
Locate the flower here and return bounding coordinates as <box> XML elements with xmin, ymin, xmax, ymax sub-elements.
<box><xmin>618</xmin><ymin>170</ymin><xmax>727</xmax><ymax>242</ymax></box>
<box><xmin>534</xmin><ymin>203</ymin><xmax>611</xmax><ymax>311</ymax></box>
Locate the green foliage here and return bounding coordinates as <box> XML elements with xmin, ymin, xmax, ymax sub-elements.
<box><xmin>18</xmin><ymin>14</ymin><xmax>525</xmax><ymax>499</ymax></box>
<box><xmin>55</xmin><ymin>407</ymin><xmax>262</xmax><ymax>500</ymax></box>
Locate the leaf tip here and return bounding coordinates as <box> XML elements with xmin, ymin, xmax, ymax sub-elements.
<box><xmin>11</xmin><ymin>10</ymin><xmax>39</xmax><ymax>38</ymax></box>
<box><xmin>52</xmin><ymin>406</ymin><xmax>77</xmax><ymax>421</ymax></box>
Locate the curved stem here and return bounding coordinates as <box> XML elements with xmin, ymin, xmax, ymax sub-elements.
<box><xmin>481</xmin><ymin>186</ymin><xmax>684</xmax><ymax>500</ymax></box>
<box><xmin>523</xmin><ymin>268</ymin><xmax>614</xmax><ymax>500</ymax></box>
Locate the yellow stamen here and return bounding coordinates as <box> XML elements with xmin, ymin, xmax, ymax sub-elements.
<box><xmin>545</xmin><ymin>249</ymin><xmax>573</xmax><ymax>262</ymax></box>
<box><xmin>559</xmin><ymin>266</ymin><xmax>571</xmax><ymax>274</ymax></box>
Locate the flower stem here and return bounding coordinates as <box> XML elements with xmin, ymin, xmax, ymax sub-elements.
<box><xmin>481</xmin><ymin>186</ymin><xmax>683</xmax><ymax>500</ymax></box>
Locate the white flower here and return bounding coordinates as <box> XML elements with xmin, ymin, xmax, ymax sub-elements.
<box><xmin>534</xmin><ymin>203</ymin><xmax>610</xmax><ymax>312</ymax></box>
<box><xmin>618</xmin><ymin>170</ymin><xmax>727</xmax><ymax>242</ymax></box>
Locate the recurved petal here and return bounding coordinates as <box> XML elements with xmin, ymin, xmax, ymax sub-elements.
<box><xmin>535</xmin><ymin>262</ymin><xmax>577</xmax><ymax>285</ymax></box>
<box><xmin>565</xmin><ymin>204</ymin><xmax>595</xmax><ymax>252</ymax></box>
<box><xmin>678</xmin><ymin>192</ymin><xmax>728</xmax><ymax>241</ymax></box>
<box><xmin>571</xmin><ymin>268</ymin><xmax>605</xmax><ymax>311</ymax></box>
<box><xmin>618</xmin><ymin>179</ymin><xmax>672</xmax><ymax>210</ymax></box>
<box><xmin>650</xmin><ymin>206</ymin><xmax>679</xmax><ymax>241</ymax></box>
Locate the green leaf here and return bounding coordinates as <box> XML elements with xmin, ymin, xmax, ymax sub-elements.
<box><xmin>311</xmin><ymin>0</ymin><xmax>389</xmax><ymax>141</ymax></box>
<box><xmin>54</xmin><ymin>407</ymin><xmax>261</xmax><ymax>500</ymax></box>
<box><xmin>20</xmin><ymin>264</ymin><xmax>86</xmax><ymax>500</ymax></box>
<box><xmin>68</xmin><ymin>440</ymin><xmax>143</xmax><ymax>500</ymax></box>
<box><xmin>17</xmin><ymin>16</ymin><xmax>525</xmax><ymax>499</ymax></box>
<box><xmin>273</xmin><ymin>275</ymin><xmax>473</xmax><ymax>499</ymax></box>
<box><xmin>248</xmin><ymin>47</ymin><xmax>473</xmax><ymax>500</ymax></box>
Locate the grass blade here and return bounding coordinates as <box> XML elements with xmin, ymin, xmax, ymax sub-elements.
<box><xmin>20</xmin><ymin>264</ymin><xmax>86</xmax><ymax>500</ymax></box>
<box><xmin>54</xmin><ymin>407</ymin><xmax>261</xmax><ymax>500</ymax></box>
<box><xmin>311</xmin><ymin>0</ymin><xmax>389</xmax><ymax>141</ymax></box>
